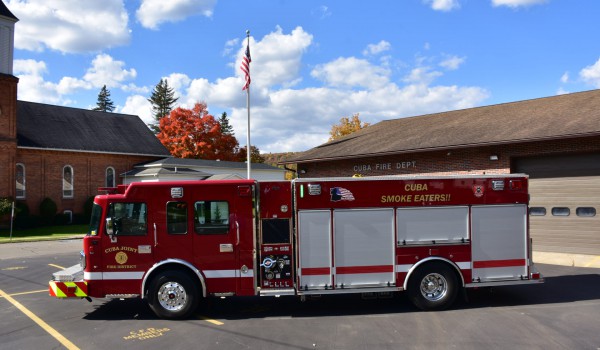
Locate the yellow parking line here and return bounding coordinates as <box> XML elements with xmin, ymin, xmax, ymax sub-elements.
<box><xmin>48</xmin><ymin>264</ymin><xmax>65</xmax><ymax>270</ymax></box>
<box><xmin>198</xmin><ymin>315</ymin><xmax>224</xmax><ymax>325</ymax></box>
<box><xmin>0</xmin><ymin>289</ymin><xmax>47</xmax><ymax>298</ymax></box>
<box><xmin>583</xmin><ymin>256</ymin><xmax>600</xmax><ymax>268</ymax></box>
<box><xmin>0</xmin><ymin>288</ymin><xmax>80</xmax><ymax>350</ymax></box>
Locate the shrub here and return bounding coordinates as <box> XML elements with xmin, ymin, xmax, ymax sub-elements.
<box><xmin>39</xmin><ymin>197</ymin><xmax>58</xmax><ymax>225</ymax></box>
<box><xmin>83</xmin><ymin>196</ymin><xmax>95</xmax><ymax>219</ymax></box>
<box><xmin>0</xmin><ymin>197</ymin><xmax>13</xmax><ymax>216</ymax></box>
<box><xmin>53</xmin><ymin>213</ymin><xmax>71</xmax><ymax>226</ymax></box>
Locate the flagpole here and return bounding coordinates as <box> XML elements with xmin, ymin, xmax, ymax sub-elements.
<box><xmin>245</xmin><ymin>30</ymin><xmax>251</xmax><ymax>179</ymax></box>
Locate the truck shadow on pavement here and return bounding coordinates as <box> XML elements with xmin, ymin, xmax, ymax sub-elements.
<box><xmin>83</xmin><ymin>267</ymin><xmax>600</xmax><ymax>321</ymax></box>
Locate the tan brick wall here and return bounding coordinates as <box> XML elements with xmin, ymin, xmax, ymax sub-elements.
<box><xmin>297</xmin><ymin>136</ymin><xmax>600</xmax><ymax>178</ymax></box>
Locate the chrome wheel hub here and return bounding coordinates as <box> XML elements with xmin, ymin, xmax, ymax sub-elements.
<box><xmin>420</xmin><ymin>273</ymin><xmax>448</xmax><ymax>301</ymax></box>
<box><xmin>157</xmin><ymin>282</ymin><xmax>187</xmax><ymax>311</ymax></box>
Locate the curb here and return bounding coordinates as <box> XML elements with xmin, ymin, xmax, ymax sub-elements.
<box><xmin>533</xmin><ymin>251</ymin><xmax>600</xmax><ymax>269</ymax></box>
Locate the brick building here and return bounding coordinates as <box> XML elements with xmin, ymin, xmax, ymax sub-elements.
<box><xmin>0</xmin><ymin>3</ymin><xmax>169</xmax><ymax>221</ymax></box>
<box><xmin>285</xmin><ymin>90</ymin><xmax>600</xmax><ymax>255</ymax></box>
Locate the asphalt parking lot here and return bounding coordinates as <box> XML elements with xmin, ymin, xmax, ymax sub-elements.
<box><xmin>1</xmin><ymin>240</ymin><xmax>599</xmax><ymax>350</ymax></box>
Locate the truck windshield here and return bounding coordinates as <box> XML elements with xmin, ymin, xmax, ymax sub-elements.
<box><xmin>88</xmin><ymin>203</ymin><xmax>102</xmax><ymax>236</ymax></box>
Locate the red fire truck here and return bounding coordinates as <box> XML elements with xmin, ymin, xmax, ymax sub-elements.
<box><xmin>50</xmin><ymin>175</ymin><xmax>543</xmax><ymax>319</ymax></box>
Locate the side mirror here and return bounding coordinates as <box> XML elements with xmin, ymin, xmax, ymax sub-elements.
<box><xmin>106</xmin><ymin>217</ymin><xmax>117</xmax><ymax>243</ymax></box>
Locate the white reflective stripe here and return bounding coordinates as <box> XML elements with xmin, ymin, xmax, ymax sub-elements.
<box><xmin>395</xmin><ymin>262</ymin><xmax>471</xmax><ymax>273</ymax></box>
<box><xmin>457</xmin><ymin>261</ymin><xmax>471</xmax><ymax>270</ymax></box>
<box><xmin>84</xmin><ymin>272</ymin><xmax>102</xmax><ymax>280</ymax></box>
<box><xmin>396</xmin><ymin>264</ymin><xmax>412</xmax><ymax>273</ymax></box>
<box><xmin>84</xmin><ymin>271</ymin><xmax>144</xmax><ymax>280</ymax></box>
<box><xmin>204</xmin><ymin>270</ymin><xmax>254</xmax><ymax>278</ymax></box>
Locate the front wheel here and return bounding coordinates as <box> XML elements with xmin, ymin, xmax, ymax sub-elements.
<box><xmin>148</xmin><ymin>270</ymin><xmax>199</xmax><ymax>319</ymax></box>
<box><xmin>408</xmin><ymin>262</ymin><xmax>459</xmax><ymax>311</ymax></box>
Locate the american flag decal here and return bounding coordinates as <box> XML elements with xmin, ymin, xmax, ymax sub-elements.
<box><xmin>330</xmin><ymin>187</ymin><xmax>355</xmax><ymax>202</ymax></box>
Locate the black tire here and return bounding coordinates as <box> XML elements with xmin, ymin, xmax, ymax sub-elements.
<box><xmin>407</xmin><ymin>262</ymin><xmax>459</xmax><ymax>311</ymax></box>
<box><xmin>148</xmin><ymin>270</ymin><xmax>199</xmax><ymax>320</ymax></box>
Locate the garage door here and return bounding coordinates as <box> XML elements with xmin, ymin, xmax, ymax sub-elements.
<box><xmin>512</xmin><ymin>153</ymin><xmax>600</xmax><ymax>255</ymax></box>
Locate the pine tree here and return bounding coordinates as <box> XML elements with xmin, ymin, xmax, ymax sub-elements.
<box><xmin>218</xmin><ymin>112</ymin><xmax>234</xmax><ymax>135</ymax></box>
<box><xmin>93</xmin><ymin>85</ymin><xmax>115</xmax><ymax>112</ymax></box>
<box><xmin>148</xmin><ymin>79</ymin><xmax>179</xmax><ymax>133</ymax></box>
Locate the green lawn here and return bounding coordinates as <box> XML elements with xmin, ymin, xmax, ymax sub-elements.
<box><xmin>0</xmin><ymin>225</ymin><xmax>87</xmax><ymax>243</ymax></box>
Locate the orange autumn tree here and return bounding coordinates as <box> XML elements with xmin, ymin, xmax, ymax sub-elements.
<box><xmin>328</xmin><ymin>113</ymin><xmax>370</xmax><ymax>141</ymax></box>
<box><xmin>157</xmin><ymin>102</ymin><xmax>241</xmax><ymax>160</ymax></box>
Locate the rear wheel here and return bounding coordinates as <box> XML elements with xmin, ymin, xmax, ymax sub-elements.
<box><xmin>148</xmin><ymin>270</ymin><xmax>199</xmax><ymax>319</ymax></box>
<box><xmin>408</xmin><ymin>262</ymin><xmax>459</xmax><ymax>311</ymax></box>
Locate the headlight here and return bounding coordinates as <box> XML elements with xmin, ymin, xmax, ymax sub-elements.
<box><xmin>79</xmin><ymin>250</ymin><xmax>86</xmax><ymax>269</ymax></box>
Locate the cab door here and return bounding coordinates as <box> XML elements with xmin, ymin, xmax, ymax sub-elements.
<box><xmin>192</xmin><ymin>182</ymin><xmax>255</xmax><ymax>296</ymax></box>
<box><xmin>100</xmin><ymin>201</ymin><xmax>156</xmax><ymax>296</ymax></box>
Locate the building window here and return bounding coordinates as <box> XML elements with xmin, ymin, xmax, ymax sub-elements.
<box><xmin>106</xmin><ymin>167</ymin><xmax>115</xmax><ymax>187</ymax></box>
<box><xmin>16</xmin><ymin>163</ymin><xmax>25</xmax><ymax>199</ymax></box>
<box><xmin>551</xmin><ymin>207</ymin><xmax>570</xmax><ymax>216</ymax></box>
<box><xmin>576</xmin><ymin>207</ymin><xmax>596</xmax><ymax>217</ymax></box>
<box><xmin>63</xmin><ymin>210</ymin><xmax>73</xmax><ymax>224</ymax></box>
<box><xmin>529</xmin><ymin>207</ymin><xmax>546</xmax><ymax>216</ymax></box>
<box><xmin>63</xmin><ymin>165</ymin><xmax>74</xmax><ymax>198</ymax></box>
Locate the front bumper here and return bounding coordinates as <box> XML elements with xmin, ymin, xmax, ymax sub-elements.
<box><xmin>49</xmin><ymin>264</ymin><xmax>88</xmax><ymax>298</ymax></box>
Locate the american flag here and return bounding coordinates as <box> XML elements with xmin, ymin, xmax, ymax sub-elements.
<box><xmin>241</xmin><ymin>43</ymin><xmax>251</xmax><ymax>90</ymax></box>
<box><xmin>331</xmin><ymin>187</ymin><xmax>355</xmax><ymax>201</ymax></box>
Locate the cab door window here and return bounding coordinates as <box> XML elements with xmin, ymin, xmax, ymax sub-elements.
<box><xmin>167</xmin><ymin>202</ymin><xmax>188</xmax><ymax>234</ymax></box>
<box><xmin>194</xmin><ymin>201</ymin><xmax>229</xmax><ymax>234</ymax></box>
<box><xmin>108</xmin><ymin>202</ymin><xmax>147</xmax><ymax>235</ymax></box>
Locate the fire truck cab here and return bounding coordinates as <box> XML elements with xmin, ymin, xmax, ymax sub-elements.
<box><xmin>50</xmin><ymin>175</ymin><xmax>543</xmax><ymax>319</ymax></box>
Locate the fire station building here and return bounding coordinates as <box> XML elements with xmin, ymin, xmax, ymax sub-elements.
<box><xmin>286</xmin><ymin>90</ymin><xmax>600</xmax><ymax>255</ymax></box>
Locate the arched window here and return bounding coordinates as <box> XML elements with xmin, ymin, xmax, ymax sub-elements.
<box><xmin>16</xmin><ymin>163</ymin><xmax>25</xmax><ymax>199</ymax></box>
<box><xmin>63</xmin><ymin>165</ymin><xmax>74</xmax><ymax>198</ymax></box>
<box><xmin>106</xmin><ymin>167</ymin><xmax>115</xmax><ymax>187</ymax></box>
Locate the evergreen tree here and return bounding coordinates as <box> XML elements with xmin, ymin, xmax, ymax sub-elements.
<box><xmin>218</xmin><ymin>112</ymin><xmax>234</xmax><ymax>135</ymax></box>
<box><xmin>148</xmin><ymin>79</ymin><xmax>179</xmax><ymax>133</ymax></box>
<box><xmin>93</xmin><ymin>85</ymin><xmax>115</xmax><ymax>112</ymax></box>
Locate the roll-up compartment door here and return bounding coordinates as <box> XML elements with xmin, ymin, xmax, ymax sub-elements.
<box><xmin>471</xmin><ymin>204</ymin><xmax>528</xmax><ymax>282</ymax></box>
<box><xmin>297</xmin><ymin>210</ymin><xmax>332</xmax><ymax>290</ymax></box>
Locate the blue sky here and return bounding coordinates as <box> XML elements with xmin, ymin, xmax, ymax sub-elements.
<box><xmin>7</xmin><ymin>0</ymin><xmax>600</xmax><ymax>153</ymax></box>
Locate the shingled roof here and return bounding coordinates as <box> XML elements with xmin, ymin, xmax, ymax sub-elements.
<box><xmin>0</xmin><ymin>1</ymin><xmax>18</xmax><ymax>21</ymax></box>
<box><xmin>17</xmin><ymin>100</ymin><xmax>170</xmax><ymax>157</ymax></box>
<box><xmin>287</xmin><ymin>89</ymin><xmax>600</xmax><ymax>163</ymax></box>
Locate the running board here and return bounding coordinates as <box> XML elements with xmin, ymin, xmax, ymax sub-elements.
<box><xmin>259</xmin><ymin>288</ymin><xmax>296</xmax><ymax>296</ymax></box>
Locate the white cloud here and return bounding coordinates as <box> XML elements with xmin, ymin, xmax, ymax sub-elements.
<box><xmin>423</xmin><ymin>0</ymin><xmax>460</xmax><ymax>11</ymax></box>
<box><xmin>491</xmin><ymin>0</ymin><xmax>548</xmax><ymax>8</ymax></box>
<box><xmin>560</xmin><ymin>71</ymin><xmax>569</xmax><ymax>83</ymax></box>
<box><xmin>579</xmin><ymin>57</ymin><xmax>600</xmax><ymax>88</ymax></box>
<box><xmin>136</xmin><ymin>0</ymin><xmax>216</xmax><ymax>29</ymax></box>
<box><xmin>14</xmin><ymin>54</ymin><xmax>140</xmax><ymax>106</ymax></box>
<box><xmin>439</xmin><ymin>55</ymin><xmax>466</xmax><ymax>70</ymax></box>
<box><xmin>240</xmin><ymin>26</ymin><xmax>313</xmax><ymax>88</ymax></box>
<box><xmin>363</xmin><ymin>40</ymin><xmax>391</xmax><ymax>56</ymax></box>
<box><xmin>7</xmin><ymin>0</ymin><xmax>130</xmax><ymax>53</ymax></box>
<box><xmin>83</xmin><ymin>54</ymin><xmax>137</xmax><ymax>88</ymax></box>
<box><xmin>312</xmin><ymin>57</ymin><xmax>391</xmax><ymax>89</ymax></box>
<box><xmin>120</xmin><ymin>95</ymin><xmax>153</xmax><ymax>125</ymax></box>
<box><xmin>404</xmin><ymin>67</ymin><xmax>443</xmax><ymax>85</ymax></box>
<box><xmin>13</xmin><ymin>59</ymin><xmax>62</xmax><ymax>104</ymax></box>
<box><xmin>13</xmin><ymin>59</ymin><xmax>47</xmax><ymax>76</ymax></box>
